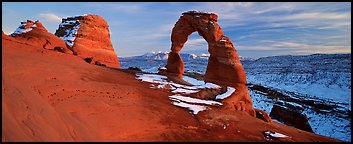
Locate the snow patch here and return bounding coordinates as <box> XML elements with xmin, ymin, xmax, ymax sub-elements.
<box><xmin>216</xmin><ymin>87</ymin><xmax>236</xmax><ymax>100</ymax></box>
<box><xmin>136</xmin><ymin>74</ymin><xmax>221</xmax><ymax>91</ymax></box>
<box><xmin>182</xmin><ymin>76</ymin><xmax>205</xmax><ymax>86</ymax></box>
<box><xmin>183</xmin><ymin>10</ymin><xmax>218</xmax><ymax>16</ymax></box>
<box><xmin>171</xmin><ymin>101</ymin><xmax>208</xmax><ymax>115</ymax></box>
<box><xmin>136</xmin><ymin>73</ymin><xmax>168</xmax><ymax>83</ymax></box>
<box><xmin>200</xmin><ymin>53</ymin><xmax>210</xmax><ymax>57</ymax></box>
<box><xmin>286</xmin><ymin>101</ymin><xmax>303</xmax><ymax>108</ymax></box>
<box><xmin>136</xmin><ymin>73</ymin><xmax>228</xmax><ymax>115</ymax></box>
<box><xmin>169</xmin><ymin>95</ymin><xmax>222</xmax><ymax>106</ymax></box>
<box><xmin>58</xmin><ymin>19</ymin><xmax>80</xmax><ymax>47</ymax></box>
<box><xmin>264</xmin><ymin>131</ymin><xmax>290</xmax><ymax>138</ymax></box>
<box><xmin>159</xmin><ymin>66</ymin><xmax>166</xmax><ymax>70</ymax></box>
<box><xmin>10</xmin><ymin>23</ymin><xmax>38</xmax><ymax>36</ymax></box>
<box><xmin>194</xmin><ymin>82</ymin><xmax>221</xmax><ymax>89</ymax></box>
<box><xmin>171</xmin><ymin>88</ymin><xmax>199</xmax><ymax>94</ymax></box>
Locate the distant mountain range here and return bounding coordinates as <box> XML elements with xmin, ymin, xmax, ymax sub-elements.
<box><xmin>121</xmin><ymin>51</ymin><xmax>256</xmax><ymax>61</ymax></box>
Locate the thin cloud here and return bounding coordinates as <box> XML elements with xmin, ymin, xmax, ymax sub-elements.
<box><xmin>284</xmin><ymin>12</ymin><xmax>350</xmax><ymax>20</ymax></box>
<box><xmin>236</xmin><ymin>45</ymin><xmax>276</xmax><ymax>51</ymax></box>
<box><xmin>38</xmin><ymin>13</ymin><xmax>62</xmax><ymax>23</ymax></box>
<box><xmin>87</xmin><ymin>3</ymin><xmax>143</xmax><ymax>14</ymax></box>
<box><xmin>236</xmin><ymin>41</ymin><xmax>351</xmax><ymax>55</ymax></box>
<box><xmin>185</xmin><ymin>38</ymin><xmax>207</xmax><ymax>47</ymax></box>
<box><xmin>253</xmin><ymin>4</ymin><xmax>295</xmax><ymax>14</ymax></box>
<box><xmin>272</xmin><ymin>42</ymin><xmax>308</xmax><ymax>47</ymax></box>
<box><xmin>293</xmin><ymin>45</ymin><xmax>351</xmax><ymax>54</ymax></box>
<box><xmin>270</xmin><ymin>41</ymin><xmax>351</xmax><ymax>54</ymax></box>
<box><xmin>197</xmin><ymin>2</ymin><xmax>351</xmax><ymax>30</ymax></box>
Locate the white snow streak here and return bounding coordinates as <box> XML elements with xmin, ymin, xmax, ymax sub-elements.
<box><xmin>265</xmin><ymin>131</ymin><xmax>290</xmax><ymax>138</ymax></box>
<box><xmin>169</xmin><ymin>95</ymin><xmax>222</xmax><ymax>106</ymax></box>
<box><xmin>216</xmin><ymin>87</ymin><xmax>236</xmax><ymax>100</ymax></box>
<box><xmin>171</xmin><ymin>101</ymin><xmax>208</xmax><ymax>115</ymax></box>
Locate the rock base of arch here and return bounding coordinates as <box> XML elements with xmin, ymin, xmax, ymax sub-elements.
<box><xmin>164</xmin><ymin>11</ymin><xmax>271</xmax><ymax>122</ymax></box>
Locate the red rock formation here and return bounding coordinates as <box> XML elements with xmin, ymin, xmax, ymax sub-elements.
<box><xmin>55</xmin><ymin>14</ymin><xmax>120</xmax><ymax>68</ymax></box>
<box><xmin>9</xmin><ymin>20</ymin><xmax>73</xmax><ymax>54</ymax></box>
<box><xmin>165</xmin><ymin>11</ymin><xmax>261</xmax><ymax>119</ymax></box>
<box><xmin>166</xmin><ymin>11</ymin><xmax>246</xmax><ymax>85</ymax></box>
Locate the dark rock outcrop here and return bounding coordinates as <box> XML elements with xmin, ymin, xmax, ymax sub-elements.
<box><xmin>83</xmin><ymin>57</ymin><xmax>93</xmax><ymax>64</ymax></box>
<box><xmin>95</xmin><ymin>61</ymin><xmax>106</xmax><ymax>67</ymax></box>
<box><xmin>270</xmin><ymin>101</ymin><xmax>313</xmax><ymax>133</ymax></box>
<box><xmin>128</xmin><ymin>67</ymin><xmax>142</xmax><ymax>71</ymax></box>
<box><xmin>255</xmin><ymin>108</ymin><xmax>272</xmax><ymax>123</ymax></box>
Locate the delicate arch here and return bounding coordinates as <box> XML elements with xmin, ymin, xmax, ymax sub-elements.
<box><xmin>165</xmin><ymin>11</ymin><xmax>246</xmax><ymax>85</ymax></box>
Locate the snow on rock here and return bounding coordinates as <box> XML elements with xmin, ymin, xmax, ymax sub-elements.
<box><xmin>12</xmin><ymin>27</ymin><xmax>33</xmax><ymax>35</ymax></box>
<box><xmin>200</xmin><ymin>53</ymin><xmax>210</xmax><ymax>57</ymax></box>
<box><xmin>215</xmin><ymin>87</ymin><xmax>236</xmax><ymax>100</ymax></box>
<box><xmin>10</xmin><ymin>22</ymin><xmax>38</xmax><ymax>36</ymax></box>
<box><xmin>136</xmin><ymin>73</ymin><xmax>229</xmax><ymax>115</ymax></box>
<box><xmin>171</xmin><ymin>101</ymin><xmax>208</xmax><ymax>115</ymax></box>
<box><xmin>170</xmin><ymin>83</ymin><xmax>199</xmax><ymax>90</ymax></box>
<box><xmin>159</xmin><ymin>66</ymin><xmax>167</xmax><ymax>70</ymax></box>
<box><xmin>136</xmin><ymin>73</ymin><xmax>221</xmax><ymax>91</ymax></box>
<box><xmin>182</xmin><ymin>10</ymin><xmax>218</xmax><ymax>16</ymax></box>
<box><xmin>286</xmin><ymin>101</ymin><xmax>303</xmax><ymax>109</ymax></box>
<box><xmin>264</xmin><ymin>131</ymin><xmax>290</xmax><ymax>138</ymax></box>
<box><xmin>194</xmin><ymin>82</ymin><xmax>221</xmax><ymax>89</ymax></box>
<box><xmin>171</xmin><ymin>88</ymin><xmax>199</xmax><ymax>94</ymax></box>
<box><xmin>169</xmin><ymin>95</ymin><xmax>222</xmax><ymax>106</ymax></box>
<box><xmin>58</xmin><ymin>20</ymin><xmax>78</xmax><ymax>27</ymax></box>
<box><xmin>57</xmin><ymin>19</ymin><xmax>80</xmax><ymax>47</ymax></box>
<box><xmin>136</xmin><ymin>73</ymin><xmax>169</xmax><ymax>83</ymax></box>
<box><xmin>182</xmin><ymin>76</ymin><xmax>205</xmax><ymax>86</ymax></box>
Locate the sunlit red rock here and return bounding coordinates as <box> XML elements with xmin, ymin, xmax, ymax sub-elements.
<box><xmin>165</xmin><ymin>11</ymin><xmax>254</xmax><ymax>117</ymax></box>
<box><xmin>55</xmin><ymin>14</ymin><xmax>120</xmax><ymax>68</ymax></box>
<box><xmin>9</xmin><ymin>20</ymin><xmax>73</xmax><ymax>54</ymax></box>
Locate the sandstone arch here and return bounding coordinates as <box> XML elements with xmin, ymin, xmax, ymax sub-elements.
<box><xmin>165</xmin><ymin>11</ymin><xmax>246</xmax><ymax>86</ymax></box>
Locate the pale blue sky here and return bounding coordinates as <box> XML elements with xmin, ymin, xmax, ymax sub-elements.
<box><xmin>2</xmin><ymin>2</ymin><xmax>351</xmax><ymax>58</ymax></box>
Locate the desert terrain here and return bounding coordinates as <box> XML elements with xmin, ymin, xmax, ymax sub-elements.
<box><xmin>2</xmin><ymin>12</ymin><xmax>343</xmax><ymax>142</ymax></box>
<box><xmin>2</xmin><ymin>32</ymin><xmax>341</xmax><ymax>142</ymax></box>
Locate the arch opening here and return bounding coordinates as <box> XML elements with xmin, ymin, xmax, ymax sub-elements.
<box><xmin>180</xmin><ymin>33</ymin><xmax>208</xmax><ymax>75</ymax></box>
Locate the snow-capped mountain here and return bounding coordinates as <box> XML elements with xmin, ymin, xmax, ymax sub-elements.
<box><xmin>142</xmin><ymin>51</ymin><xmax>169</xmax><ymax>60</ymax></box>
<box><xmin>121</xmin><ymin>51</ymin><xmax>255</xmax><ymax>61</ymax></box>
<box><xmin>239</xmin><ymin>56</ymin><xmax>256</xmax><ymax>61</ymax></box>
<box><xmin>119</xmin><ymin>53</ymin><xmax>351</xmax><ymax>142</ymax></box>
